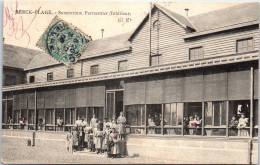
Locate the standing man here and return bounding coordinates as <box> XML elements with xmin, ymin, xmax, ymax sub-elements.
<box><xmin>117</xmin><ymin>111</ymin><xmax>126</xmax><ymax>139</ymax></box>
<box><xmin>90</xmin><ymin>114</ymin><xmax>97</xmax><ymax>128</ymax></box>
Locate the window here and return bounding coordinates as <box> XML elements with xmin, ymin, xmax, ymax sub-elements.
<box><xmin>150</xmin><ymin>54</ymin><xmax>162</xmax><ymax>66</ymax></box>
<box><xmin>204</xmin><ymin>101</ymin><xmax>227</xmax><ymax>136</ymax></box>
<box><xmin>5</xmin><ymin>75</ymin><xmax>16</xmax><ymax>86</ymax></box>
<box><xmin>47</xmin><ymin>72</ymin><xmax>53</xmax><ymax>81</ymax></box>
<box><xmin>29</xmin><ymin>76</ymin><xmax>35</xmax><ymax>83</ymax></box>
<box><xmin>164</xmin><ymin>103</ymin><xmax>183</xmax><ymax>135</ymax></box>
<box><xmin>118</xmin><ymin>60</ymin><xmax>128</xmax><ymax>71</ymax></box>
<box><xmin>147</xmin><ymin>104</ymin><xmax>162</xmax><ymax>134</ymax></box>
<box><xmin>237</xmin><ymin>38</ymin><xmax>254</xmax><ymax>53</ymax></box>
<box><xmin>228</xmin><ymin>100</ymin><xmax>250</xmax><ymax>137</ymax></box>
<box><xmin>126</xmin><ymin>105</ymin><xmax>145</xmax><ymax>134</ymax></box>
<box><xmin>184</xmin><ymin>102</ymin><xmax>202</xmax><ymax>135</ymax></box>
<box><xmin>67</xmin><ymin>69</ymin><xmax>74</xmax><ymax>78</ymax></box>
<box><xmin>90</xmin><ymin>65</ymin><xmax>99</xmax><ymax>75</ymax></box>
<box><xmin>189</xmin><ymin>47</ymin><xmax>203</xmax><ymax>60</ymax></box>
<box><xmin>153</xmin><ymin>20</ymin><xmax>161</xmax><ymax>31</ymax></box>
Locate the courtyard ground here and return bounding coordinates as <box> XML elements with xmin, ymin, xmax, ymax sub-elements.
<box><xmin>1</xmin><ymin>136</ymin><xmax>170</xmax><ymax>164</ymax></box>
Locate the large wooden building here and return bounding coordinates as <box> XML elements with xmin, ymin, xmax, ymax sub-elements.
<box><xmin>2</xmin><ymin>3</ymin><xmax>259</xmax><ymax>163</ymax></box>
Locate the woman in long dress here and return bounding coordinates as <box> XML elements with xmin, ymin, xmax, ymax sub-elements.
<box><xmin>117</xmin><ymin>112</ymin><xmax>126</xmax><ymax>139</ymax></box>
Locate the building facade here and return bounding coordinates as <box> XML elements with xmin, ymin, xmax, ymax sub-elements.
<box><xmin>2</xmin><ymin>3</ymin><xmax>259</xmax><ymax>163</ymax></box>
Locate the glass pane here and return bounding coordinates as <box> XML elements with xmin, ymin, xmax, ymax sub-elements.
<box><xmin>205</xmin><ymin>129</ymin><xmax>226</xmax><ymax>136</ymax></box>
<box><xmin>147</xmin><ymin>104</ymin><xmax>162</xmax><ymax>134</ymax></box>
<box><xmin>248</xmin><ymin>39</ymin><xmax>253</xmax><ymax>46</ymax></box>
<box><xmin>151</xmin><ymin>56</ymin><xmax>158</xmax><ymax>66</ymax></box>
<box><xmin>7</xmin><ymin>100</ymin><xmax>13</xmax><ymax>123</ymax></box>
<box><xmin>65</xmin><ymin>109</ymin><xmax>71</xmax><ymax>125</ymax></box>
<box><xmin>164</xmin><ymin>104</ymin><xmax>171</xmax><ymax>126</ymax></box>
<box><xmin>28</xmin><ymin>110</ymin><xmax>35</xmax><ymax>124</ymax></box>
<box><xmin>213</xmin><ymin>103</ymin><xmax>220</xmax><ymax>126</ymax></box>
<box><xmin>45</xmin><ymin>109</ymin><xmax>54</xmax><ymax>125</ymax></box>
<box><xmin>242</xmin><ymin>40</ymin><xmax>248</xmax><ymax>47</ymax></box>
<box><xmin>205</xmin><ymin>102</ymin><xmax>213</xmax><ymax>126</ymax></box>
<box><xmin>242</xmin><ymin>47</ymin><xmax>248</xmax><ymax>52</ymax></box>
<box><xmin>177</xmin><ymin>103</ymin><xmax>183</xmax><ymax>125</ymax></box>
<box><xmin>13</xmin><ymin>110</ymin><xmax>20</xmax><ymax>124</ymax></box>
<box><xmin>171</xmin><ymin>103</ymin><xmax>177</xmax><ymax>126</ymax></box>
<box><xmin>164</xmin><ymin>128</ymin><xmax>182</xmax><ymax>135</ymax></box>
<box><xmin>130</xmin><ymin>127</ymin><xmax>145</xmax><ymax>134</ymax></box>
<box><xmin>221</xmin><ymin>102</ymin><xmax>227</xmax><ymax>125</ymax></box>
<box><xmin>2</xmin><ymin>101</ymin><xmax>6</xmax><ymax>123</ymax></box>
<box><xmin>71</xmin><ymin>109</ymin><xmax>76</xmax><ymax>124</ymax></box>
<box><xmin>141</xmin><ymin>105</ymin><xmax>145</xmax><ymax>125</ymax></box>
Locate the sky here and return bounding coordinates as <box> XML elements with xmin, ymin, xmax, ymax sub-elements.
<box><xmin>3</xmin><ymin>1</ymin><xmax>244</xmax><ymax>51</ymax></box>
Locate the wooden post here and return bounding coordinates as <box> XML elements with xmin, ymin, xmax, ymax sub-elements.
<box><xmin>34</xmin><ymin>90</ymin><xmax>37</xmax><ymax>131</ymax></box>
<box><xmin>250</xmin><ymin>67</ymin><xmax>254</xmax><ymax>138</ymax></box>
<box><xmin>54</xmin><ymin>108</ymin><xmax>56</xmax><ymax>131</ymax></box>
<box><xmin>5</xmin><ymin>96</ymin><xmax>7</xmax><ymax>124</ymax></box>
<box><xmin>144</xmin><ymin>104</ymin><xmax>147</xmax><ymax>135</ymax></box>
<box><xmin>161</xmin><ymin>104</ymin><xmax>164</xmax><ymax>135</ymax></box>
<box><xmin>181</xmin><ymin>103</ymin><xmax>184</xmax><ymax>136</ymax></box>
<box><xmin>63</xmin><ymin>108</ymin><xmax>66</xmax><ymax>132</ymax></box>
<box><xmin>226</xmin><ymin>101</ymin><xmax>229</xmax><ymax>137</ymax></box>
<box><xmin>12</xmin><ymin>94</ymin><xmax>14</xmax><ymax>129</ymax></box>
<box><xmin>44</xmin><ymin>109</ymin><xmax>46</xmax><ymax>131</ymax></box>
<box><xmin>202</xmin><ymin>102</ymin><xmax>205</xmax><ymax>136</ymax></box>
<box><xmin>149</xmin><ymin>2</ymin><xmax>152</xmax><ymax>66</ymax></box>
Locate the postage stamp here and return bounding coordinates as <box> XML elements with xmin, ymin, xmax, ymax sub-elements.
<box><xmin>36</xmin><ymin>15</ymin><xmax>92</xmax><ymax>67</ymax></box>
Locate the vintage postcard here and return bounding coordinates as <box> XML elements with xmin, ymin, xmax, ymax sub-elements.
<box><xmin>1</xmin><ymin>0</ymin><xmax>259</xmax><ymax>164</ymax></box>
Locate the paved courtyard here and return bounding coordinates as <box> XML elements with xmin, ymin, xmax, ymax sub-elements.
<box><xmin>1</xmin><ymin>136</ymin><xmax>169</xmax><ymax>164</ymax></box>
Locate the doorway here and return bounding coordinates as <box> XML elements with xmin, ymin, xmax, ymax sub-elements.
<box><xmin>106</xmin><ymin>90</ymin><xmax>124</xmax><ymax>121</ymax></box>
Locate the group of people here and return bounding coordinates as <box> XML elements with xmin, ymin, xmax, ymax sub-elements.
<box><xmin>229</xmin><ymin>112</ymin><xmax>249</xmax><ymax>137</ymax></box>
<box><xmin>66</xmin><ymin>112</ymin><xmax>127</xmax><ymax>158</ymax></box>
<box><xmin>184</xmin><ymin>113</ymin><xmax>202</xmax><ymax>135</ymax></box>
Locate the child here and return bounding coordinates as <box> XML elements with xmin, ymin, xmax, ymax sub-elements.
<box><xmin>72</xmin><ymin>127</ymin><xmax>79</xmax><ymax>152</ymax></box>
<box><xmin>229</xmin><ymin>116</ymin><xmax>238</xmax><ymax>136</ymax></box>
<box><xmin>84</xmin><ymin>123</ymin><xmax>91</xmax><ymax>149</ymax></box>
<box><xmin>95</xmin><ymin>126</ymin><xmax>104</xmax><ymax>154</ymax></box>
<box><xmin>238</xmin><ymin>113</ymin><xmax>249</xmax><ymax>137</ymax></box>
<box><xmin>88</xmin><ymin>129</ymin><xmax>95</xmax><ymax>152</ymax></box>
<box><xmin>101</xmin><ymin>125</ymin><xmax>110</xmax><ymax>154</ymax></box>
<box><xmin>189</xmin><ymin>116</ymin><xmax>195</xmax><ymax>135</ymax></box>
<box><xmin>66</xmin><ymin>129</ymin><xmax>73</xmax><ymax>154</ymax></box>
<box><xmin>108</xmin><ymin>128</ymin><xmax>119</xmax><ymax>159</ymax></box>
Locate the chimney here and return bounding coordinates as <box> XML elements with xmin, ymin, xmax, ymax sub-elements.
<box><xmin>101</xmin><ymin>29</ymin><xmax>104</xmax><ymax>39</ymax></box>
<box><xmin>185</xmin><ymin>8</ymin><xmax>189</xmax><ymax>17</ymax></box>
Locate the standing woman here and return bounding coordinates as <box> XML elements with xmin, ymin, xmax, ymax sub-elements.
<box><xmin>109</xmin><ymin>128</ymin><xmax>120</xmax><ymax>159</ymax></box>
<box><xmin>117</xmin><ymin>112</ymin><xmax>126</xmax><ymax>139</ymax></box>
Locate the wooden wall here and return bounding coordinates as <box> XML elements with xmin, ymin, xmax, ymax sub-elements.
<box><xmin>25</xmin><ymin>7</ymin><xmax>259</xmax><ymax>83</ymax></box>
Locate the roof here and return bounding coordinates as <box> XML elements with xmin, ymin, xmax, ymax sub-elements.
<box><xmin>188</xmin><ymin>2</ymin><xmax>259</xmax><ymax>32</ymax></box>
<box><xmin>3</xmin><ymin>44</ymin><xmax>42</xmax><ymax>69</ymax></box>
<box><xmin>128</xmin><ymin>4</ymin><xmax>195</xmax><ymax>40</ymax></box>
<box><xmin>25</xmin><ymin>32</ymin><xmax>131</xmax><ymax>70</ymax></box>
<box><xmin>155</xmin><ymin>4</ymin><xmax>195</xmax><ymax>29</ymax></box>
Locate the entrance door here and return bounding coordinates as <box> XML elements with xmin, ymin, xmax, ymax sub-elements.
<box><xmin>106</xmin><ymin>90</ymin><xmax>123</xmax><ymax>121</ymax></box>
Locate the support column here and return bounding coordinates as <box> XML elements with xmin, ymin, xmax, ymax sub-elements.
<box><xmin>63</xmin><ymin>108</ymin><xmax>66</xmax><ymax>132</ymax></box>
<box><xmin>250</xmin><ymin>67</ymin><xmax>254</xmax><ymax>138</ymax></box>
<box><xmin>161</xmin><ymin>104</ymin><xmax>164</xmax><ymax>135</ymax></box>
<box><xmin>226</xmin><ymin>101</ymin><xmax>229</xmax><ymax>137</ymax></box>
<box><xmin>202</xmin><ymin>102</ymin><xmax>205</xmax><ymax>136</ymax></box>
<box><xmin>54</xmin><ymin>108</ymin><xmax>56</xmax><ymax>131</ymax></box>
<box><xmin>34</xmin><ymin>90</ymin><xmax>37</xmax><ymax>131</ymax></box>
<box><xmin>144</xmin><ymin>104</ymin><xmax>147</xmax><ymax>135</ymax></box>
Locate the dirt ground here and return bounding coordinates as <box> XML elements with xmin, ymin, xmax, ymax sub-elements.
<box><xmin>1</xmin><ymin>136</ymin><xmax>169</xmax><ymax>164</ymax></box>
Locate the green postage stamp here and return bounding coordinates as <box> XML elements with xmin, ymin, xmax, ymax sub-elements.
<box><xmin>36</xmin><ymin>16</ymin><xmax>92</xmax><ymax>67</ymax></box>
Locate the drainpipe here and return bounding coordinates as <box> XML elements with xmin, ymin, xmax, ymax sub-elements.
<box><xmin>248</xmin><ymin>139</ymin><xmax>252</xmax><ymax>164</ymax></box>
